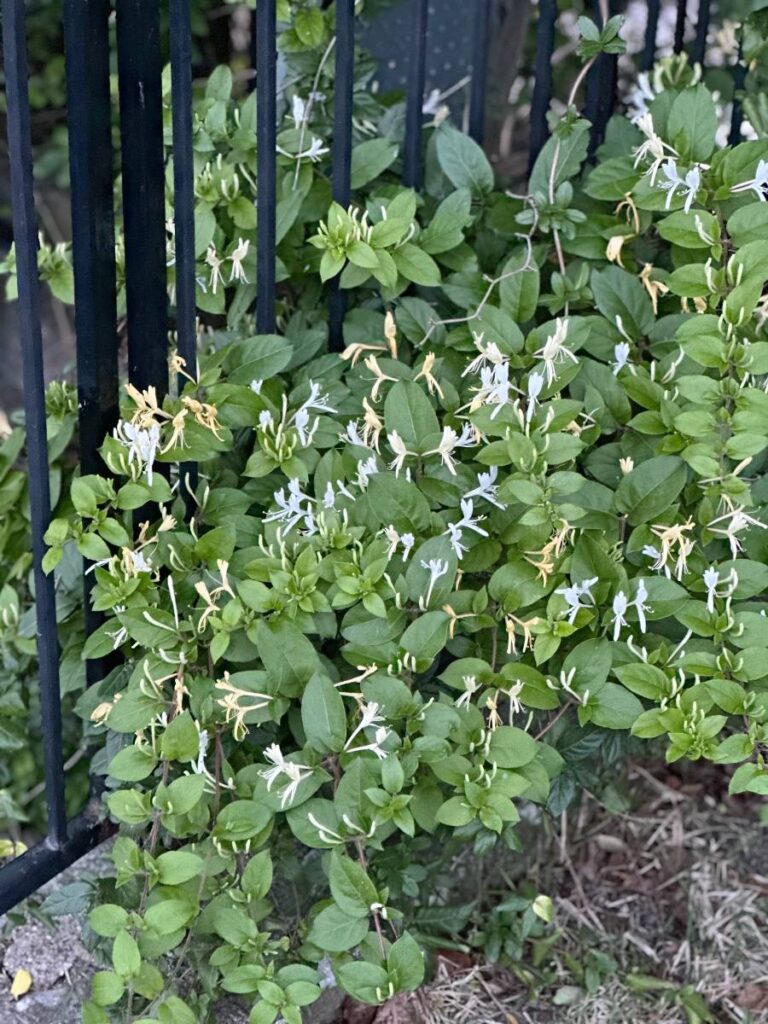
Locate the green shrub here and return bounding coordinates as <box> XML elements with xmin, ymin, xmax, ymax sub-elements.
<box><xmin>35</xmin><ymin>20</ymin><xmax>768</xmax><ymax>1018</ymax></box>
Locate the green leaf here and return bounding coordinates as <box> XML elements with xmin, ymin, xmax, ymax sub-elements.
<box><xmin>392</xmin><ymin>243</ymin><xmax>442</xmax><ymax>286</ymax></box>
<box><xmin>160</xmin><ymin>711</ymin><xmax>200</xmax><ymax>762</ymax></box>
<box><xmin>387</xmin><ymin>932</ymin><xmax>425</xmax><ymax>991</ymax></box>
<box><xmin>529</xmin><ymin>120</ymin><xmax>590</xmax><ymax>195</ymax></box>
<box><xmin>155</xmin><ymin>851</ymin><xmax>204</xmax><ymax>886</ymax></box>
<box><xmin>591</xmin><ymin>266</ymin><xmax>654</xmax><ymax>338</ymax></box>
<box><xmin>726</xmin><ymin>202</ymin><xmax>768</xmax><ymax>246</ymax></box>
<box><xmin>301</xmin><ymin>673</ymin><xmax>347</xmax><ymax>753</ymax></box>
<box><xmin>614</xmin><ymin>456</ymin><xmax>687</xmax><ymax>525</ymax></box>
<box><xmin>242</xmin><ymin>849</ymin><xmax>273</xmax><ymax>899</ymax></box>
<box><xmin>329</xmin><ymin>852</ymin><xmax>378</xmax><ymax>917</ymax></box>
<box><xmin>498</xmin><ymin>249</ymin><xmax>539</xmax><ymax>322</ymax></box>
<box><xmin>350</xmin><ymin>139</ymin><xmax>398</xmax><ymax>188</ymax></box>
<box><xmin>144</xmin><ymin>898</ymin><xmax>195</xmax><ymax>935</ymax></box>
<box><xmin>667</xmin><ymin>85</ymin><xmax>717</xmax><ymax>163</ymax></box>
<box><xmin>590</xmin><ymin>683</ymin><xmax>644</xmax><ymax>730</ymax></box>
<box><xmin>108</xmin><ymin>745</ymin><xmax>157</xmax><ymax>782</ymax></box>
<box><xmin>89</xmin><ymin>904</ymin><xmax>129</xmax><ymax>938</ymax></box>
<box><xmin>112</xmin><ymin>929</ymin><xmax>141</xmax><ymax>979</ymax></box>
<box><xmin>487</xmin><ymin>726</ymin><xmax>538</xmax><ymax>769</ymax></box>
<box><xmin>435</xmin><ymin>124</ymin><xmax>494</xmax><ymax>193</ymax></box>
<box><xmin>226</xmin><ymin>335</ymin><xmax>293</xmax><ymax>385</ymax></box>
<box><xmin>420</xmin><ymin>189</ymin><xmax>472</xmax><ymax>254</ymax></box>
<box><xmin>92</xmin><ymin>971</ymin><xmax>125</xmax><ymax>1007</ymax></box>
<box><xmin>307</xmin><ymin>905</ymin><xmax>368</xmax><ymax>952</ymax></box>
<box><xmin>383</xmin><ymin>381</ymin><xmax>440</xmax><ymax>451</ymax></box>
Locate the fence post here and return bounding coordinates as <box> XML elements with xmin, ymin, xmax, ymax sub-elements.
<box><xmin>256</xmin><ymin>0</ymin><xmax>277</xmax><ymax>335</ymax></box>
<box><xmin>529</xmin><ymin>0</ymin><xmax>556</xmax><ymax>172</ymax></box>
<box><xmin>63</xmin><ymin>0</ymin><xmax>119</xmax><ymax>685</ymax></box>
<box><xmin>116</xmin><ymin>0</ymin><xmax>169</xmax><ymax>395</ymax></box>
<box><xmin>403</xmin><ymin>0</ymin><xmax>429</xmax><ymax>189</ymax></box>
<box><xmin>328</xmin><ymin>0</ymin><xmax>355</xmax><ymax>351</ymax></box>
<box><xmin>2</xmin><ymin>0</ymin><xmax>68</xmax><ymax>848</ymax></box>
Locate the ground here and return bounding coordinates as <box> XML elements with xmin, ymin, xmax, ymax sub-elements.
<box><xmin>1</xmin><ymin>763</ymin><xmax>767</xmax><ymax>1024</ymax></box>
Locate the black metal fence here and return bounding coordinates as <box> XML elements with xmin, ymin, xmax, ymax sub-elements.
<box><xmin>0</xmin><ymin>0</ymin><xmax>729</xmax><ymax>915</ymax></box>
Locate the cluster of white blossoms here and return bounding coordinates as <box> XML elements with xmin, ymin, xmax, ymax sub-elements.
<box><xmin>113</xmin><ymin>421</ymin><xmax>161</xmax><ymax>486</ymax></box>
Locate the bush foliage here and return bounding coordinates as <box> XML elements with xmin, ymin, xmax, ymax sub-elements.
<box><xmin>3</xmin><ymin>4</ymin><xmax>768</xmax><ymax>1022</ymax></box>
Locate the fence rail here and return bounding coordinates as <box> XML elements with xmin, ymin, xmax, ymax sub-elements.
<box><xmin>0</xmin><ymin>0</ymin><xmax>733</xmax><ymax>915</ymax></box>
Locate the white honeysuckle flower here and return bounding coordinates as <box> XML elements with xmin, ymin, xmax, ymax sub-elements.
<box><xmin>703</xmin><ymin>566</ymin><xmax>721</xmax><ymax>613</ymax></box>
<box><xmin>421</xmin><ymin>558</ymin><xmax>449</xmax><ymax>606</ymax></box>
<box><xmin>730</xmin><ymin>159</ymin><xmax>768</xmax><ymax>201</ymax></box>
<box><xmin>619</xmin><ymin>457</ymin><xmax>634</xmax><ymax>474</ymax></box>
<box><xmin>205</xmin><ymin>244</ymin><xmax>225</xmax><ymax>294</ymax></box>
<box><xmin>463</xmin><ymin>334</ymin><xmax>506</xmax><ymax>377</ymax></box>
<box><xmin>634</xmin><ymin>580</ymin><xmax>650</xmax><ymax>634</ymax></box>
<box><xmin>445</xmin><ymin>523</ymin><xmax>466</xmax><ymax>560</ymax></box>
<box><xmin>526</xmin><ymin>371</ymin><xmax>545</xmax><ymax>425</ymax></box>
<box><xmin>277</xmin><ymin>136</ymin><xmax>329</xmax><ymax>162</ymax></box>
<box><xmin>456</xmin><ymin>675</ymin><xmax>480</xmax><ymax>710</ymax></box>
<box><xmin>612</xmin><ymin>342</ymin><xmax>631</xmax><ymax>375</ymax></box>
<box><xmin>346</xmin><ymin>725</ymin><xmax>390</xmax><ymax>760</ymax></box>
<box><xmin>383</xmin><ymin>525</ymin><xmax>401</xmax><ymax>558</ymax></box>
<box><xmin>228</xmin><ymin>237</ymin><xmax>250</xmax><ymax>284</ymax></box>
<box><xmin>388</xmin><ymin>430</ymin><xmax>414</xmax><ymax>476</ymax></box>
<box><xmin>424</xmin><ymin>424</ymin><xmax>476</xmax><ymax>475</ymax></box>
<box><xmin>344</xmin><ymin>701</ymin><xmax>386</xmax><ymax>750</ymax></box>
<box><xmin>323</xmin><ymin>482</ymin><xmax>337</xmax><ymax>509</ymax></box>
<box><xmin>658</xmin><ymin>160</ymin><xmax>701</xmax><ymax>214</ymax></box>
<box><xmin>250</xmin><ymin>379</ymin><xmax>263</xmax><ymax>393</ymax></box>
<box><xmin>477</xmin><ymin>363</ymin><xmax>512</xmax><ymax>420</ymax></box>
<box><xmin>114</xmin><ymin>421</ymin><xmax>161</xmax><ymax>486</ymax></box>
<box><xmin>264</xmin><ymin>479</ymin><xmax>314</xmax><ymax>533</ymax></box>
<box><xmin>259</xmin><ymin>410</ymin><xmax>274</xmax><ymax>431</ymax></box>
<box><xmin>291</xmin><ymin>94</ymin><xmax>307</xmax><ymax>130</ymax></box>
<box><xmin>299</xmin><ymin>381</ymin><xmax>337</xmax><ymax>416</ymax></box>
<box><xmin>355</xmin><ymin>455</ymin><xmax>379</xmax><ymax>489</ymax></box>
<box><xmin>260</xmin><ymin>743</ymin><xmax>313</xmax><ymax>808</ymax></box>
<box><xmin>293</xmin><ymin>408</ymin><xmax>314</xmax><ymax>448</ymax></box>
<box><xmin>534</xmin><ymin>318</ymin><xmax>577</xmax><ymax>387</ymax></box>
<box><xmin>556</xmin><ymin>577</ymin><xmax>598</xmax><ymax>624</ymax></box>
<box><xmin>612</xmin><ymin>584</ymin><xmax>650</xmax><ymax>642</ymax></box>
<box><xmin>345</xmin><ymin>421</ymin><xmax>366</xmax><ymax>446</ymax></box>
<box><xmin>457</xmin><ymin>498</ymin><xmax>488</xmax><ymax>537</ymax></box>
<box><xmin>464</xmin><ymin>466</ymin><xmax>507</xmax><ymax>510</ymax></box>
<box><xmin>193</xmin><ymin>728</ymin><xmax>209</xmax><ymax>775</ymax></box>
<box><xmin>612</xmin><ymin>590</ymin><xmax>629</xmax><ymax>641</ymax></box>
<box><xmin>401</xmin><ymin>533</ymin><xmax>415</xmax><ymax>559</ymax></box>
<box><xmin>708</xmin><ymin>505</ymin><xmax>767</xmax><ymax>558</ymax></box>
<box><xmin>632</xmin><ymin>112</ymin><xmax>677</xmax><ymax>184</ymax></box>
<box><xmin>629</xmin><ymin>72</ymin><xmax>657</xmax><ymax>118</ymax></box>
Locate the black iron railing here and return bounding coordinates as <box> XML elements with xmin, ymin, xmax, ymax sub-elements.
<box><xmin>0</xmin><ymin>0</ymin><xmax>732</xmax><ymax>914</ymax></box>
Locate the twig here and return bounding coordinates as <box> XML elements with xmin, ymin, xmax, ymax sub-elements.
<box><xmin>420</xmin><ymin>212</ymin><xmax>538</xmax><ymax>347</ymax></box>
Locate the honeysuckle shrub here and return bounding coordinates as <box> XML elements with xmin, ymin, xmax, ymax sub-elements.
<box><xmin>35</xmin><ymin>36</ymin><xmax>768</xmax><ymax>1018</ymax></box>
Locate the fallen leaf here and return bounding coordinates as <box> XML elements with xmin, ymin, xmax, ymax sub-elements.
<box><xmin>10</xmin><ymin>969</ymin><xmax>32</xmax><ymax>999</ymax></box>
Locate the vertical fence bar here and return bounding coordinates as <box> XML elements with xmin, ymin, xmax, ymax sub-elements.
<box><xmin>403</xmin><ymin>0</ymin><xmax>428</xmax><ymax>189</ymax></box>
<box><xmin>63</xmin><ymin>0</ymin><xmax>119</xmax><ymax>684</ymax></box>
<box><xmin>585</xmin><ymin>0</ymin><xmax>616</xmax><ymax>157</ymax></box>
<box><xmin>692</xmin><ymin>0</ymin><xmax>710</xmax><ymax>66</ymax></box>
<box><xmin>673</xmin><ymin>0</ymin><xmax>687</xmax><ymax>54</ymax></box>
<box><xmin>169</xmin><ymin>0</ymin><xmax>199</xmax><ymax>503</ymax></box>
<box><xmin>528</xmin><ymin>0</ymin><xmax>556</xmax><ymax>172</ymax></box>
<box><xmin>468</xmin><ymin>0</ymin><xmax>490</xmax><ymax>143</ymax></box>
<box><xmin>116</xmin><ymin>0</ymin><xmax>169</xmax><ymax>395</ymax></box>
<box><xmin>256</xmin><ymin>0</ymin><xmax>277</xmax><ymax>334</ymax></box>
<box><xmin>729</xmin><ymin>43</ymin><xmax>746</xmax><ymax>146</ymax></box>
<box><xmin>2</xmin><ymin>0</ymin><xmax>68</xmax><ymax>847</ymax></box>
<box><xmin>328</xmin><ymin>0</ymin><xmax>355</xmax><ymax>351</ymax></box>
<box><xmin>642</xmin><ymin>0</ymin><xmax>660</xmax><ymax>70</ymax></box>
